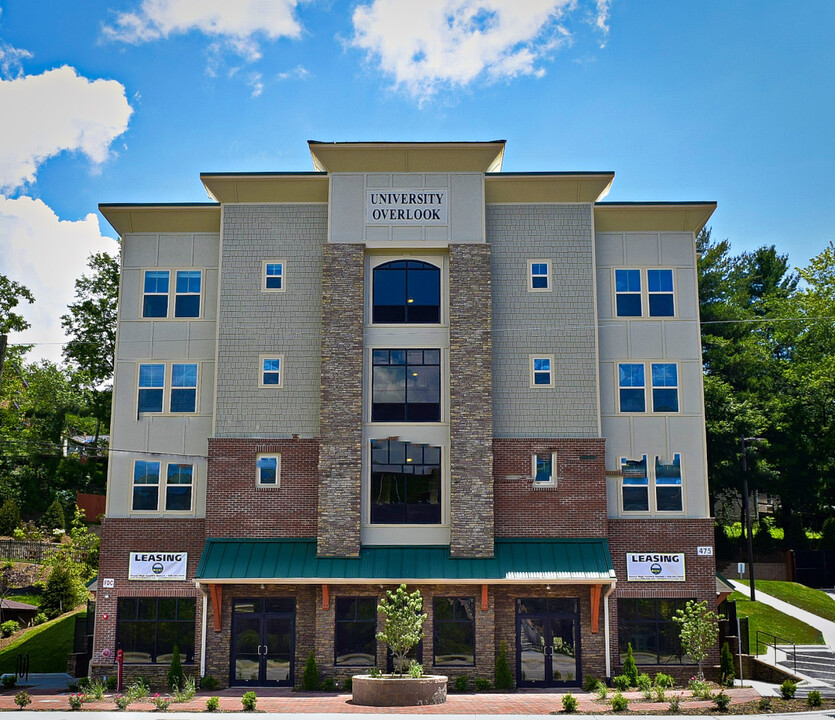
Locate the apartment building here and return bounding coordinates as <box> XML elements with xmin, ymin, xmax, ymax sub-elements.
<box><xmin>92</xmin><ymin>140</ymin><xmax>717</xmax><ymax>688</ymax></box>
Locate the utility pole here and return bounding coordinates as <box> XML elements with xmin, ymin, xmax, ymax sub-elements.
<box><xmin>0</xmin><ymin>335</ymin><xmax>7</xmax><ymax>384</ymax></box>
<box><xmin>741</xmin><ymin>436</ymin><xmax>763</xmax><ymax>602</ymax></box>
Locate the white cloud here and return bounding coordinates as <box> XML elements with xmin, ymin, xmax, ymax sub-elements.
<box><xmin>0</xmin><ymin>66</ymin><xmax>133</xmax><ymax>191</ymax></box>
<box><xmin>103</xmin><ymin>0</ymin><xmax>307</xmax><ymax>61</ymax></box>
<box><xmin>0</xmin><ymin>195</ymin><xmax>118</xmax><ymax>362</ymax></box>
<box><xmin>350</xmin><ymin>0</ymin><xmax>591</xmax><ymax>98</ymax></box>
<box><xmin>0</xmin><ymin>40</ymin><xmax>32</xmax><ymax>79</ymax></box>
<box><xmin>277</xmin><ymin>64</ymin><xmax>309</xmax><ymax>81</ymax></box>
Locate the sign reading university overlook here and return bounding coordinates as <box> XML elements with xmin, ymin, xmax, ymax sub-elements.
<box><xmin>128</xmin><ymin>552</ymin><xmax>187</xmax><ymax>581</ymax></box>
<box><xmin>625</xmin><ymin>552</ymin><xmax>685</xmax><ymax>582</ymax></box>
<box><xmin>366</xmin><ymin>189</ymin><xmax>448</xmax><ymax>225</ymax></box>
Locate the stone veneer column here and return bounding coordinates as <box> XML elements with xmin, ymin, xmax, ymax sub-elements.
<box><xmin>317</xmin><ymin>244</ymin><xmax>365</xmax><ymax>557</ymax></box>
<box><xmin>449</xmin><ymin>244</ymin><xmax>494</xmax><ymax>557</ymax></box>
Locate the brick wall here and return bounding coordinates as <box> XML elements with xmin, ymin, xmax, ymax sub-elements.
<box><xmin>449</xmin><ymin>244</ymin><xmax>494</xmax><ymax>557</ymax></box>
<box><xmin>493</xmin><ymin>438</ymin><xmax>608</xmax><ymax>538</ymax></box>
<box><xmin>317</xmin><ymin>243</ymin><xmax>365</xmax><ymax>557</ymax></box>
<box><xmin>205</xmin><ymin>438</ymin><xmax>319</xmax><ymax>538</ymax></box>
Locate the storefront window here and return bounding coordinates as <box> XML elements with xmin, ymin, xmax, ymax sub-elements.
<box><xmin>434</xmin><ymin>597</ymin><xmax>475</xmax><ymax>666</ymax></box>
<box><xmin>618</xmin><ymin>598</ymin><xmax>693</xmax><ymax>665</ymax></box>
<box><xmin>335</xmin><ymin>597</ymin><xmax>377</xmax><ymax>666</ymax></box>
<box><xmin>117</xmin><ymin>597</ymin><xmax>196</xmax><ymax>663</ymax></box>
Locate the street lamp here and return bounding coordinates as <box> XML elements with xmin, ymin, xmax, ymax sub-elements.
<box><xmin>740</xmin><ymin>436</ymin><xmax>764</xmax><ymax>601</ymax></box>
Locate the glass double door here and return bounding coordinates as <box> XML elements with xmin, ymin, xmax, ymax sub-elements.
<box><xmin>230</xmin><ymin>599</ymin><xmax>295</xmax><ymax>686</ymax></box>
<box><xmin>516</xmin><ymin>598</ymin><xmax>581</xmax><ymax>687</ymax></box>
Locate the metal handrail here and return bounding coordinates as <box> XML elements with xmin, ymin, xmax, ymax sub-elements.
<box><xmin>15</xmin><ymin>652</ymin><xmax>29</xmax><ymax>681</ymax></box>
<box><xmin>755</xmin><ymin>630</ymin><xmax>797</xmax><ymax>675</ymax></box>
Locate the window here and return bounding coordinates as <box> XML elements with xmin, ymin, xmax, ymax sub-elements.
<box><xmin>256</xmin><ymin>454</ymin><xmax>280</xmax><ymax>487</ymax></box>
<box><xmin>372</xmin><ymin>260</ymin><xmax>440</xmax><ymax>324</ymax></box>
<box><xmin>143</xmin><ymin>271</ymin><xmax>169</xmax><ymax>317</ymax></box>
<box><xmin>618</xmin><ymin>598</ymin><xmax>693</xmax><ymax>665</ymax></box>
<box><xmin>532</xmin><ymin>453</ymin><xmax>557</xmax><ymax>485</ymax></box>
<box><xmin>263</xmin><ymin>261</ymin><xmax>284</xmax><ymax>291</ymax></box>
<box><xmin>618</xmin><ymin>364</ymin><xmax>646</xmax><ymax>412</ymax></box>
<box><xmin>615</xmin><ymin>269</ymin><xmax>642</xmax><ymax>316</ymax></box>
<box><xmin>651</xmin><ymin>363</ymin><xmax>679</xmax><ymax>412</ymax></box>
<box><xmin>530</xmin><ymin>355</ymin><xmax>554</xmax><ymax>387</ymax></box>
<box><xmin>117</xmin><ymin>597</ymin><xmax>196</xmax><ymax>664</ymax></box>
<box><xmin>335</xmin><ymin>597</ymin><xmax>377</xmax><ymax>666</ymax></box>
<box><xmin>621</xmin><ymin>456</ymin><xmax>649</xmax><ymax>512</ymax></box>
<box><xmin>434</xmin><ymin>597</ymin><xmax>475</xmax><ymax>666</ymax></box>
<box><xmin>138</xmin><ymin>364</ymin><xmax>165</xmax><ymax>413</ymax></box>
<box><xmin>648</xmin><ymin>269</ymin><xmax>674</xmax><ymax>316</ymax></box>
<box><xmin>656</xmin><ymin>455</ymin><xmax>683</xmax><ymax>512</ymax></box>
<box><xmin>132</xmin><ymin>460</ymin><xmax>194</xmax><ymax>512</ymax></box>
<box><xmin>169</xmin><ymin>364</ymin><xmax>198</xmax><ymax>413</ymax></box>
<box><xmin>260</xmin><ymin>356</ymin><xmax>282</xmax><ymax>387</ymax></box>
<box><xmin>528</xmin><ymin>261</ymin><xmax>550</xmax><ymax>291</ymax></box>
<box><xmin>370</xmin><ymin>440</ymin><xmax>441</xmax><ymax>524</ymax></box>
<box><xmin>372</xmin><ymin>349</ymin><xmax>440</xmax><ymax>422</ymax></box>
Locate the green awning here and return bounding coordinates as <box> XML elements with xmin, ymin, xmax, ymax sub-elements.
<box><xmin>195</xmin><ymin>538</ymin><xmax>615</xmax><ymax>584</ymax></box>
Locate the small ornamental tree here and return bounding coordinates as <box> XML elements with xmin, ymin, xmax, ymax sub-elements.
<box><xmin>622</xmin><ymin>643</ymin><xmax>638</xmax><ymax>686</ymax></box>
<box><xmin>376</xmin><ymin>584</ymin><xmax>426</xmax><ymax>676</ymax></box>
<box><xmin>719</xmin><ymin>641</ymin><xmax>735</xmax><ymax>687</ymax></box>
<box><xmin>40</xmin><ymin>499</ymin><xmax>66</xmax><ymax>534</ymax></box>
<box><xmin>0</xmin><ymin>499</ymin><xmax>21</xmax><ymax>537</ymax></box>
<box><xmin>168</xmin><ymin>644</ymin><xmax>184</xmax><ymax>691</ymax></box>
<box><xmin>673</xmin><ymin>600</ymin><xmax>723</xmax><ymax>680</ymax></box>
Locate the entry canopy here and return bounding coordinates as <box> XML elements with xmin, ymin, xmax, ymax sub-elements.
<box><xmin>195</xmin><ymin>538</ymin><xmax>615</xmax><ymax>585</ymax></box>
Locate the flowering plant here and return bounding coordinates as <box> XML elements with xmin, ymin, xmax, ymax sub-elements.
<box><xmin>68</xmin><ymin>693</ymin><xmax>85</xmax><ymax>710</ymax></box>
<box><xmin>153</xmin><ymin>693</ymin><xmax>171</xmax><ymax>711</ymax></box>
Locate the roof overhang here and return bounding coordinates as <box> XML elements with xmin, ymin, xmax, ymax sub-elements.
<box><xmin>594</xmin><ymin>202</ymin><xmax>717</xmax><ymax>234</ymax></box>
<box><xmin>486</xmin><ymin>172</ymin><xmax>614</xmax><ymax>204</ymax></box>
<box><xmin>200</xmin><ymin>173</ymin><xmax>329</xmax><ymax>203</ymax></box>
<box><xmin>99</xmin><ymin>203</ymin><xmax>220</xmax><ymax>236</ymax></box>
<box><xmin>308</xmin><ymin>141</ymin><xmax>506</xmax><ymax>173</ymax></box>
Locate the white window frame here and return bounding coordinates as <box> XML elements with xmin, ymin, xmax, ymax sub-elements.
<box><xmin>136</xmin><ymin>362</ymin><xmax>200</xmax><ymax>415</ymax></box>
<box><xmin>654</xmin><ymin>453</ymin><xmax>683</xmax><ymax>513</ymax></box>
<box><xmin>618</xmin><ymin>363</ymin><xmax>646</xmax><ymax>413</ymax></box>
<box><xmin>531</xmin><ymin>452</ymin><xmax>558</xmax><ymax>487</ymax></box>
<box><xmin>170</xmin><ymin>363</ymin><xmax>198</xmax><ymax>413</ymax></box>
<box><xmin>619</xmin><ymin>453</ymin><xmax>685</xmax><ymax>514</ymax></box>
<box><xmin>259</xmin><ymin>354</ymin><xmax>284</xmax><ymax>388</ymax></box>
<box><xmin>142</xmin><ymin>270</ymin><xmax>170</xmax><ymax>318</ymax></box>
<box><xmin>140</xmin><ymin>268</ymin><xmax>203</xmax><ymax>319</ymax></box>
<box><xmin>614</xmin><ymin>268</ymin><xmax>642</xmax><ymax>317</ymax></box>
<box><xmin>137</xmin><ymin>363</ymin><xmax>165</xmax><ymax>414</ymax></box>
<box><xmin>262</xmin><ymin>260</ymin><xmax>286</xmax><ymax>292</ymax></box>
<box><xmin>650</xmin><ymin>362</ymin><xmax>680</xmax><ymax>413</ymax></box>
<box><xmin>530</xmin><ymin>355</ymin><xmax>555</xmax><ymax>388</ymax></box>
<box><xmin>131</xmin><ymin>459</ymin><xmax>161</xmax><ymax>512</ymax></box>
<box><xmin>256</xmin><ymin>453</ymin><xmax>281</xmax><ymax>488</ymax></box>
<box><xmin>163</xmin><ymin>462</ymin><xmax>194</xmax><ymax>513</ymax></box>
<box><xmin>613</xmin><ymin>268</ymin><xmax>677</xmax><ymax>319</ymax></box>
<box><xmin>131</xmin><ymin>459</ymin><xmax>195</xmax><ymax>514</ymax></box>
<box><xmin>620</xmin><ymin>455</ymin><xmax>650</xmax><ymax>514</ymax></box>
<box><xmin>616</xmin><ymin>362</ymin><xmax>680</xmax><ymax>414</ymax></box>
<box><xmin>528</xmin><ymin>260</ymin><xmax>551</xmax><ymax>292</ymax></box>
<box><xmin>647</xmin><ymin>268</ymin><xmax>675</xmax><ymax>317</ymax></box>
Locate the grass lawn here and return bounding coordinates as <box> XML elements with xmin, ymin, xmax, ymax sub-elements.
<box><xmin>730</xmin><ymin>590</ymin><xmax>823</xmax><ymax>653</ymax></box>
<box><xmin>737</xmin><ymin>580</ymin><xmax>835</xmax><ymax>622</ymax></box>
<box><xmin>5</xmin><ymin>593</ymin><xmax>42</xmax><ymax>608</ymax></box>
<box><xmin>0</xmin><ymin>610</ymin><xmax>83</xmax><ymax>673</ymax></box>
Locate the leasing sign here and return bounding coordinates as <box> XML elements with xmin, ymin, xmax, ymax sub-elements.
<box><xmin>625</xmin><ymin>552</ymin><xmax>685</xmax><ymax>582</ymax></box>
<box><xmin>128</xmin><ymin>552</ymin><xmax>187</xmax><ymax>581</ymax></box>
<box><xmin>366</xmin><ymin>189</ymin><xmax>447</xmax><ymax>224</ymax></box>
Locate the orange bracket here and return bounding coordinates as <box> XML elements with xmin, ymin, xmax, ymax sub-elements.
<box><xmin>481</xmin><ymin>584</ymin><xmax>488</xmax><ymax>611</ymax></box>
<box><xmin>209</xmin><ymin>584</ymin><xmax>223</xmax><ymax>633</ymax></box>
<box><xmin>322</xmin><ymin>584</ymin><xmax>330</xmax><ymax>611</ymax></box>
<box><xmin>589</xmin><ymin>585</ymin><xmax>602</xmax><ymax>634</ymax></box>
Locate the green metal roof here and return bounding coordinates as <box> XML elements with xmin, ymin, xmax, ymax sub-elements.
<box><xmin>195</xmin><ymin>538</ymin><xmax>615</xmax><ymax>584</ymax></box>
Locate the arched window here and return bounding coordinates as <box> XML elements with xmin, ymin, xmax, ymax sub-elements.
<box><xmin>372</xmin><ymin>260</ymin><xmax>440</xmax><ymax>324</ymax></box>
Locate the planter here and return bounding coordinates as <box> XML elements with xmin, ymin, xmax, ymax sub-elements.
<box><xmin>351</xmin><ymin>674</ymin><xmax>448</xmax><ymax>707</ymax></box>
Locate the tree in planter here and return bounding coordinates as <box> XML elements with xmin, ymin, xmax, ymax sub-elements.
<box><xmin>673</xmin><ymin>600</ymin><xmax>723</xmax><ymax>680</ymax></box>
<box><xmin>376</xmin><ymin>584</ymin><xmax>426</xmax><ymax>677</ymax></box>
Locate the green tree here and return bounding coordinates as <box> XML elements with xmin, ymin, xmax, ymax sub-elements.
<box><xmin>40</xmin><ymin>499</ymin><xmax>65</xmax><ymax>533</ymax></box>
<box><xmin>719</xmin><ymin>641</ymin><xmax>735</xmax><ymax>687</ymax></box>
<box><xmin>621</xmin><ymin>642</ymin><xmax>638</xmax><ymax>686</ymax></box>
<box><xmin>673</xmin><ymin>600</ymin><xmax>722</xmax><ymax>680</ymax></box>
<box><xmin>40</xmin><ymin>563</ymin><xmax>84</xmax><ymax>618</ymax></box>
<box><xmin>494</xmin><ymin>641</ymin><xmax>513</xmax><ymax>689</ymax></box>
<box><xmin>0</xmin><ymin>499</ymin><xmax>20</xmax><ymax>536</ymax></box>
<box><xmin>0</xmin><ymin>275</ymin><xmax>34</xmax><ymax>334</ymax></box>
<box><xmin>302</xmin><ymin>651</ymin><xmax>320</xmax><ymax>691</ymax></box>
<box><xmin>167</xmin><ymin>645</ymin><xmax>184</xmax><ymax>691</ymax></box>
<box><xmin>376</xmin><ymin>584</ymin><xmax>426</xmax><ymax>676</ymax></box>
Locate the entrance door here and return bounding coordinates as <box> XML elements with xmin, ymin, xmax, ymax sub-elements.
<box><xmin>230</xmin><ymin>599</ymin><xmax>295</xmax><ymax>686</ymax></box>
<box><xmin>516</xmin><ymin>598</ymin><xmax>580</xmax><ymax>687</ymax></box>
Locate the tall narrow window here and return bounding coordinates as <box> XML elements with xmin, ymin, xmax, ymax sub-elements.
<box><xmin>370</xmin><ymin>440</ymin><xmax>441</xmax><ymax>524</ymax></box>
<box><xmin>335</xmin><ymin>597</ymin><xmax>377</xmax><ymax>666</ymax></box>
<box><xmin>165</xmin><ymin>463</ymin><xmax>193</xmax><ymax>511</ymax></box>
<box><xmin>143</xmin><ymin>271</ymin><xmax>169</xmax><ymax>318</ymax></box>
<box><xmin>138</xmin><ymin>364</ymin><xmax>165</xmax><ymax>413</ymax></box>
<box><xmin>532</xmin><ymin>453</ymin><xmax>556</xmax><ymax>484</ymax></box>
<box><xmin>372</xmin><ymin>260</ymin><xmax>440</xmax><ymax>323</ymax></box>
<box><xmin>264</xmin><ymin>262</ymin><xmax>284</xmax><ymax>290</ymax></box>
<box><xmin>618</xmin><ymin>364</ymin><xmax>646</xmax><ymax>412</ymax></box>
<box><xmin>133</xmin><ymin>460</ymin><xmax>160</xmax><ymax>511</ymax></box>
<box><xmin>434</xmin><ymin>597</ymin><xmax>475</xmax><ymax>666</ymax></box>
<box><xmin>655</xmin><ymin>455</ymin><xmax>683</xmax><ymax>512</ymax></box>
<box><xmin>651</xmin><ymin>363</ymin><xmax>679</xmax><ymax>412</ymax></box>
<box><xmin>530</xmin><ymin>356</ymin><xmax>554</xmax><ymax>387</ymax></box>
<box><xmin>529</xmin><ymin>261</ymin><xmax>550</xmax><ymax>291</ymax></box>
<box><xmin>256</xmin><ymin>454</ymin><xmax>280</xmax><ymax>487</ymax></box>
<box><xmin>647</xmin><ymin>269</ymin><xmax>674</xmax><ymax>316</ymax></box>
<box><xmin>615</xmin><ymin>269</ymin><xmax>642</xmax><ymax>316</ymax></box>
<box><xmin>170</xmin><ymin>364</ymin><xmax>198</xmax><ymax>413</ymax></box>
<box><xmin>372</xmin><ymin>349</ymin><xmax>440</xmax><ymax>422</ymax></box>
<box><xmin>621</xmin><ymin>456</ymin><xmax>649</xmax><ymax>512</ymax></box>
<box><xmin>174</xmin><ymin>270</ymin><xmax>201</xmax><ymax>318</ymax></box>
<box><xmin>261</xmin><ymin>357</ymin><xmax>282</xmax><ymax>386</ymax></box>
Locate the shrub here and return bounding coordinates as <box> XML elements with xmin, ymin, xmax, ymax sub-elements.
<box><xmin>0</xmin><ymin>499</ymin><xmax>21</xmax><ymax>536</ymax></box>
<box><xmin>408</xmin><ymin>661</ymin><xmax>423</xmax><ymax>679</ymax></box>
<box><xmin>612</xmin><ymin>674</ymin><xmax>630</xmax><ymax>691</ymax></box>
<box><xmin>172</xmin><ymin>677</ymin><xmax>196</xmax><ymax>702</ymax></box>
<box><xmin>454</xmin><ymin>674</ymin><xmax>469</xmax><ymax>692</ymax></box>
<box><xmin>583</xmin><ymin>675</ymin><xmax>601</xmax><ymax>692</ymax></box>
<box><xmin>758</xmin><ymin>697</ymin><xmax>772</xmax><ymax>711</ymax></box>
<box><xmin>33</xmin><ymin>612</ymin><xmax>48</xmax><ymax>625</ymax></box>
<box><xmin>0</xmin><ymin>619</ymin><xmax>19</xmax><ymax>637</ymax></box>
<box><xmin>342</xmin><ymin>676</ymin><xmax>352</xmax><ymax>692</ymax></box>
<box><xmin>68</xmin><ymin>693</ymin><xmax>84</xmax><ymax>710</ymax></box>
<box><xmin>610</xmin><ymin>691</ymin><xmax>628</xmax><ymax>712</ymax></box>
<box><xmin>106</xmin><ymin>676</ymin><xmax>117</xmax><ymax>691</ymax></box>
<box><xmin>41</xmin><ymin>563</ymin><xmax>84</xmax><ymax>618</ymax></box>
<box><xmin>87</xmin><ymin>679</ymin><xmax>106</xmax><ymax>699</ymax></box>
<box><xmin>688</xmin><ymin>677</ymin><xmax>712</xmax><ymax>700</ymax></box>
<box><xmin>668</xmin><ymin>694</ymin><xmax>681</xmax><ymax>713</ymax></box>
<box><xmin>495</xmin><ymin>642</ymin><xmax>513</xmax><ymax>689</ymax></box>
<box><xmin>369</xmin><ymin>667</ymin><xmax>381</xmax><ymax>678</ymax></box>
<box><xmin>780</xmin><ymin>679</ymin><xmax>797</xmax><ymax>699</ymax></box>
<box><xmin>126</xmin><ymin>679</ymin><xmax>149</xmax><ymax>702</ymax></box>
<box><xmin>14</xmin><ymin>690</ymin><xmax>31</xmax><ymax>709</ymax></box>
<box><xmin>77</xmin><ymin>676</ymin><xmax>91</xmax><ymax>689</ymax></box>
<box><xmin>201</xmin><ymin>675</ymin><xmax>219</xmax><ymax>690</ymax></box>
<box><xmin>808</xmin><ymin>690</ymin><xmax>823</xmax><ymax>707</ymax></box>
<box><xmin>152</xmin><ymin>693</ymin><xmax>171</xmax><ymax>711</ymax></box>
<box><xmin>719</xmin><ymin>641</ymin><xmax>735</xmax><ymax>686</ymax></box>
<box><xmin>302</xmin><ymin>651</ymin><xmax>320</xmax><ymax>691</ymax></box>
<box><xmin>753</xmin><ymin>518</ymin><xmax>778</xmax><ymax>554</ymax></box>
<box><xmin>167</xmin><ymin>644</ymin><xmax>184</xmax><ymax>691</ymax></box>
<box><xmin>114</xmin><ymin>694</ymin><xmax>131</xmax><ymax>710</ymax></box>
<box><xmin>821</xmin><ymin>517</ymin><xmax>835</xmax><ymax>551</ymax></box>
<box><xmin>475</xmin><ymin>677</ymin><xmax>491</xmax><ymax>691</ymax></box>
<box><xmin>561</xmin><ymin>692</ymin><xmax>578</xmax><ymax>713</ymax></box>
<box><xmin>1</xmin><ymin>674</ymin><xmax>16</xmax><ymax>688</ymax></box>
<box><xmin>376</xmin><ymin>584</ymin><xmax>426</xmax><ymax>676</ymax></box>
<box><xmin>713</xmin><ymin>691</ymin><xmax>731</xmax><ymax>710</ymax></box>
<box><xmin>654</xmin><ymin>672</ymin><xmax>674</xmax><ymax>689</ymax></box>
<box><xmin>40</xmin><ymin>499</ymin><xmax>65</xmax><ymax>533</ymax></box>
<box><xmin>241</xmin><ymin>690</ymin><xmax>257</xmax><ymax>711</ymax></box>
<box><xmin>206</xmin><ymin>696</ymin><xmax>220</xmax><ymax>712</ymax></box>
<box><xmin>652</xmin><ymin>685</ymin><xmax>666</xmax><ymax>703</ymax></box>
<box><xmin>321</xmin><ymin>677</ymin><xmax>336</xmax><ymax>691</ymax></box>
<box><xmin>594</xmin><ymin>681</ymin><xmax>608</xmax><ymax>700</ymax></box>
<box><xmin>637</xmin><ymin>672</ymin><xmax>652</xmax><ymax>698</ymax></box>
<box><xmin>67</xmin><ymin>680</ymin><xmax>79</xmax><ymax>692</ymax></box>
<box><xmin>622</xmin><ymin>643</ymin><xmax>638</xmax><ymax>686</ymax></box>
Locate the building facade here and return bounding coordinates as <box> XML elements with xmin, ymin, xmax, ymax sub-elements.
<box><xmin>93</xmin><ymin>141</ymin><xmax>717</xmax><ymax>688</ymax></box>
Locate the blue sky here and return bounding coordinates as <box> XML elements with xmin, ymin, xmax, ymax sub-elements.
<box><xmin>0</xmin><ymin>0</ymin><xmax>833</xmax><ymax>359</ymax></box>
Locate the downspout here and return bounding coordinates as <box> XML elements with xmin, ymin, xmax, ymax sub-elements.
<box><xmin>196</xmin><ymin>583</ymin><xmax>208</xmax><ymax>678</ymax></box>
<box><xmin>603</xmin><ymin>581</ymin><xmax>617</xmax><ymax>679</ymax></box>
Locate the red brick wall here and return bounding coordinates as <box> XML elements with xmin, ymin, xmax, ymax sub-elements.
<box><xmin>205</xmin><ymin>438</ymin><xmax>318</xmax><ymax>538</ymax></box>
<box><xmin>494</xmin><ymin>438</ymin><xmax>608</xmax><ymax>538</ymax></box>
